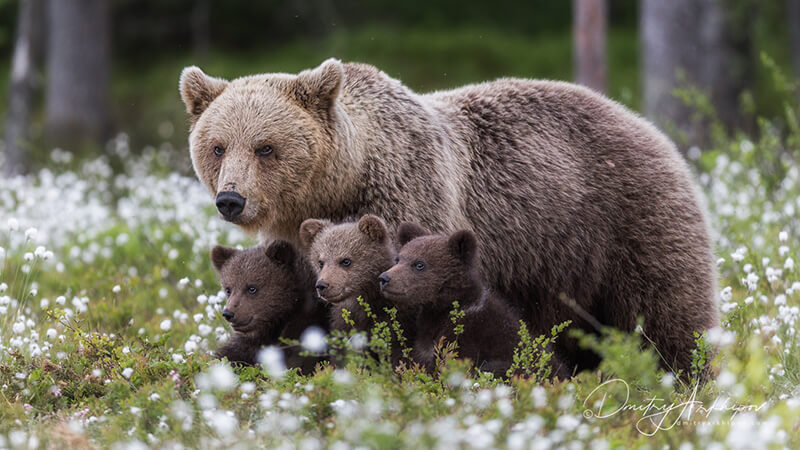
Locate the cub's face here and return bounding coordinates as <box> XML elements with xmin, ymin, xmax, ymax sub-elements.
<box><xmin>211</xmin><ymin>242</ymin><xmax>299</xmax><ymax>336</ymax></box>
<box><xmin>379</xmin><ymin>223</ymin><xmax>479</xmax><ymax>308</ymax></box>
<box><xmin>179</xmin><ymin>59</ymin><xmax>343</xmax><ymax>234</ymax></box>
<box><xmin>299</xmin><ymin>215</ymin><xmax>394</xmax><ymax>304</ymax></box>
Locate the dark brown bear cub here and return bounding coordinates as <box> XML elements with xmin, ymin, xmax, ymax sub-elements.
<box><xmin>211</xmin><ymin>241</ymin><xmax>328</xmax><ymax>372</ymax></box>
<box><xmin>380</xmin><ymin>223</ymin><xmax>568</xmax><ymax>379</ymax></box>
<box><xmin>299</xmin><ymin>215</ymin><xmax>416</xmax><ymax>364</ymax></box>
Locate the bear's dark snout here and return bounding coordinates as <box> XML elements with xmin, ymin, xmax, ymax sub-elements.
<box><xmin>315</xmin><ymin>280</ymin><xmax>329</xmax><ymax>296</ymax></box>
<box><xmin>222</xmin><ymin>310</ymin><xmax>234</xmax><ymax>321</ymax></box>
<box><xmin>216</xmin><ymin>191</ymin><xmax>246</xmax><ymax>220</ymax></box>
<box><xmin>378</xmin><ymin>273</ymin><xmax>390</xmax><ymax>288</ymax></box>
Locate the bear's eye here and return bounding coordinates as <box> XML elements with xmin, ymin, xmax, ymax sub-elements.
<box><xmin>213</xmin><ymin>146</ymin><xmax>224</xmax><ymax>157</ymax></box>
<box><xmin>247</xmin><ymin>285</ymin><xmax>257</xmax><ymax>294</ymax></box>
<box><xmin>340</xmin><ymin>258</ymin><xmax>351</xmax><ymax>267</ymax></box>
<box><xmin>413</xmin><ymin>261</ymin><xmax>425</xmax><ymax>271</ymax></box>
<box><xmin>255</xmin><ymin>145</ymin><xmax>274</xmax><ymax>157</ymax></box>
<box><xmin>394</xmin><ymin>257</ymin><xmax>400</xmax><ymax>264</ymax></box>
<box><xmin>224</xmin><ymin>287</ymin><xmax>231</xmax><ymax>296</ymax></box>
<box><xmin>318</xmin><ymin>261</ymin><xmax>324</xmax><ymax>269</ymax></box>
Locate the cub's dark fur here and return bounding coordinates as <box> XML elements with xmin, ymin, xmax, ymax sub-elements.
<box><xmin>212</xmin><ymin>241</ymin><xmax>328</xmax><ymax>372</ymax></box>
<box><xmin>381</xmin><ymin>223</ymin><xmax>569</xmax><ymax>379</ymax></box>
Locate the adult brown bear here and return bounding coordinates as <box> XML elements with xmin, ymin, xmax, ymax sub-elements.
<box><xmin>179</xmin><ymin>59</ymin><xmax>718</xmax><ymax>375</ymax></box>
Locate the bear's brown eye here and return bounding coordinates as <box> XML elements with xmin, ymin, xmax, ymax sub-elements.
<box><xmin>213</xmin><ymin>146</ymin><xmax>224</xmax><ymax>157</ymax></box>
<box><xmin>247</xmin><ymin>286</ymin><xmax>257</xmax><ymax>294</ymax></box>
<box><xmin>413</xmin><ymin>261</ymin><xmax>425</xmax><ymax>271</ymax></box>
<box><xmin>224</xmin><ymin>287</ymin><xmax>231</xmax><ymax>295</ymax></box>
<box><xmin>340</xmin><ymin>258</ymin><xmax>351</xmax><ymax>267</ymax></box>
<box><xmin>318</xmin><ymin>261</ymin><xmax>324</xmax><ymax>269</ymax></box>
<box><xmin>255</xmin><ymin>145</ymin><xmax>274</xmax><ymax>157</ymax></box>
<box><xmin>394</xmin><ymin>257</ymin><xmax>399</xmax><ymax>264</ymax></box>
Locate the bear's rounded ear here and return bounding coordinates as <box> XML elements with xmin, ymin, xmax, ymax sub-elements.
<box><xmin>294</xmin><ymin>58</ymin><xmax>343</xmax><ymax>114</ymax></box>
<box><xmin>265</xmin><ymin>241</ymin><xmax>296</xmax><ymax>266</ymax></box>
<box><xmin>357</xmin><ymin>215</ymin><xmax>388</xmax><ymax>243</ymax></box>
<box><xmin>397</xmin><ymin>222</ymin><xmax>429</xmax><ymax>246</ymax></box>
<box><xmin>211</xmin><ymin>245</ymin><xmax>238</xmax><ymax>272</ymax></box>
<box><xmin>448</xmin><ymin>230</ymin><xmax>478</xmax><ymax>264</ymax></box>
<box><xmin>299</xmin><ymin>218</ymin><xmax>329</xmax><ymax>248</ymax></box>
<box><xmin>179</xmin><ymin>66</ymin><xmax>228</xmax><ymax>118</ymax></box>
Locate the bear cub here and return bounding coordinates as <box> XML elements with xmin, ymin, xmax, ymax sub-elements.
<box><xmin>299</xmin><ymin>215</ymin><xmax>416</xmax><ymax>363</ymax></box>
<box><xmin>380</xmin><ymin>223</ymin><xmax>568</xmax><ymax>379</ymax></box>
<box><xmin>211</xmin><ymin>240</ymin><xmax>329</xmax><ymax>372</ymax></box>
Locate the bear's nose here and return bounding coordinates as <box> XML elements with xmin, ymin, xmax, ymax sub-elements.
<box><xmin>378</xmin><ymin>273</ymin><xmax>391</xmax><ymax>288</ymax></box>
<box><xmin>216</xmin><ymin>191</ymin><xmax>246</xmax><ymax>220</ymax></box>
<box><xmin>315</xmin><ymin>280</ymin><xmax>329</xmax><ymax>296</ymax></box>
<box><xmin>222</xmin><ymin>310</ymin><xmax>234</xmax><ymax>322</ymax></box>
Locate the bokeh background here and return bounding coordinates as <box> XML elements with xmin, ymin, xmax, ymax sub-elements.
<box><xmin>0</xmin><ymin>0</ymin><xmax>798</xmax><ymax>175</ymax></box>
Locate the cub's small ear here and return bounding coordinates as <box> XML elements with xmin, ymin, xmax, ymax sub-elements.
<box><xmin>397</xmin><ymin>222</ymin><xmax>429</xmax><ymax>246</ymax></box>
<box><xmin>265</xmin><ymin>240</ymin><xmax>296</xmax><ymax>266</ymax></box>
<box><xmin>294</xmin><ymin>58</ymin><xmax>343</xmax><ymax>113</ymax></box>
<box><xmin>448</xmin><ymin>230</ymin><xmax>478</xmax><ymax>264</ymax></box>
<box><xmin>299</xmin><ymin>218</ymin><xmax>330</xmax><ymax>248</ymax></box>
<box><xmin>357</xmin><ymin>215</ymin><xmax>388</xmax><ymax>243</ymax></box>
<box><xmin>211</xmin><ymin>245</ymin><xmax>238</xmax><ymax>272</ymax></box>
<box><xmin>179</xmin><ymin>66</ymin><xmax>228</xmax><ymax>117</ymax></box>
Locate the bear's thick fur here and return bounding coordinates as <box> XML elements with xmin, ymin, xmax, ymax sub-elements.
<box><xmin>299</xmin><ymin>215</ymin><xmax>416</xmax><ymax>364</ymax></box>
<box><xmin>211</xmin><ymin>241</ymin><xmax>328</xmax><ymax>371</ymax></box>
<box><xmin>181</xmin><ymin>59</ymin><xmax>718</xmax><ymax>374</ymax></box>
<box><xmin>381</xmin><ymin>223</ymin><xmax>568</xmax><ymax>379</ymax></box>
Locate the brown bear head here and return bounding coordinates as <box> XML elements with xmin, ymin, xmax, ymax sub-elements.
<box><xmin>179</xmin><ymin>59</ymin><xmax>346</xmax><ymax>236</ymax></box>
<box><xmin>211</xmin><ymin>241</ymin><xmax>302</xmax><ymax>338</ymax></box>
<box><xmin>299</xmin><ymin>215</ymin><xmax>394</xmax><ymax>304</ymax></box>
<box><xmin>379</xmin><ymin>222</ymin><xmax>483</xmax><ymax>308</ymax></box>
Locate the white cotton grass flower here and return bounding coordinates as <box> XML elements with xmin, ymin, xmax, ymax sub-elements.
<box><xmin>257</xmin><ymin>346</ymin><xmax>287</xmax><ymax>378</ymax></box>
<box><xmin>779</xmin><ymin>230</ymin><xmax>789</xmax><ymax>242</ymax></box>
<box><xmin>112</xmin><ymin>285</ymin><xmax>121</xmax><ymax>293</ymax></box>
<box><xmin>25</xmin><ymin>227</ymin><xmax>37</xmax><ymax>241</ymax></box>
<box><xmin>300</xmin><ymin>326</ymin><xmax>327</xmax><ymax>352</ymax></box>
<box><xmin>184</xmin><ymin>340</ymin><xmax>198</xmax><ymax>353</ymax></box>
<box><xmin>720</xmin><ymin>286</ymin><xmax>733</xmax><ymax>302</ymax></box>
<box><xmin>122</xmin><ymin>368</ymin><xmax>134</xmax><ymax>379</ymax></box>
<box><xmin>7</xmin><ymin>218</ymin><xmax>19</xmax><ymax>231</ymax></box>
<box><xmin>160</xmin><ymin>319</ymin><xmax>172</xmax><ymax>331</ymax></box>
<box><xmin>731</xmin><ymin>247</ymin><xmax>747</xmax><ymax>262</ymax></box>
<box><xmin>207</xmin><ymin>363</ymin><xmax>237</xmax><ymax>391</ymax></box>
<box><xmin>172</xmin><ymin>354</ymin><xmax>185</xmax><ymax>364</ymax></box>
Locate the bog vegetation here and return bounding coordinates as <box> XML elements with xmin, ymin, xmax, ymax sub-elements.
<box><xmin>2</xmin><ymin>61</ymin><xmax>800</xmax><ymax>449</ymax></box>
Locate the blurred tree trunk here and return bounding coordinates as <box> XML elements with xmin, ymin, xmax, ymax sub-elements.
<box><xmin>4</xmin><ymin>0</ymin><xmax>45</xmax><ymax>176</ymax></box>
<box><xmin>789</xmin><ymin>0</ymin><xmax>800</xmax><ymax>77</ymax></box>
<box><xmin>45</xmin><ymin>0</ymin><xmax>111</xmax><ymax>150</ymax></box>
<box><xmin>573</xmin><ymin>0</ymin><xmax>607</xmax><ymax>93</ymax></box>
<box><xmin>641</xmin><ymin>0</ymin><xmax>754</xmax><ymax>149</ymax></box>
<box><xmin>191</xmin><ymin>0</ymin><xmax>210</xmax><ymax>61</ymax></box>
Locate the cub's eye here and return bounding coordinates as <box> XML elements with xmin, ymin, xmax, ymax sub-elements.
<box><xmin>247</xmin><ymin>286</ymin><xmax>257</xmax><ymax>294</ymax></box>
<box><xmin>213</xmin><ymin>146</ymin><xmax>224</xmax><ymax>157</ymax></box>
<box><xmin>224</xmin><ymin>287</ymin><xmax>231</xmax><ymax>295</ymax></box>
<box><xmin>340</xmin><ymin>258</ymin><xmax>351</xmax><ymax>267</ymax></box>
<box><xmin>413</xmin><ymin>261</ymin><xmax>425</xmax><ymax>271</ymax></box>
<box><xmin>255</xmin><ymin>145</ymin><xmax>274</xmax><ymax>157</ymax></box>
<box><xmin>318</xmin><ymin>261</ymin><xmax>324</xmax><ymax>269</ymax></box>
<box><xmin>394</xmin><ymin>257</ymin><xmax>400</xmax><ymax>264</ymax></box>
